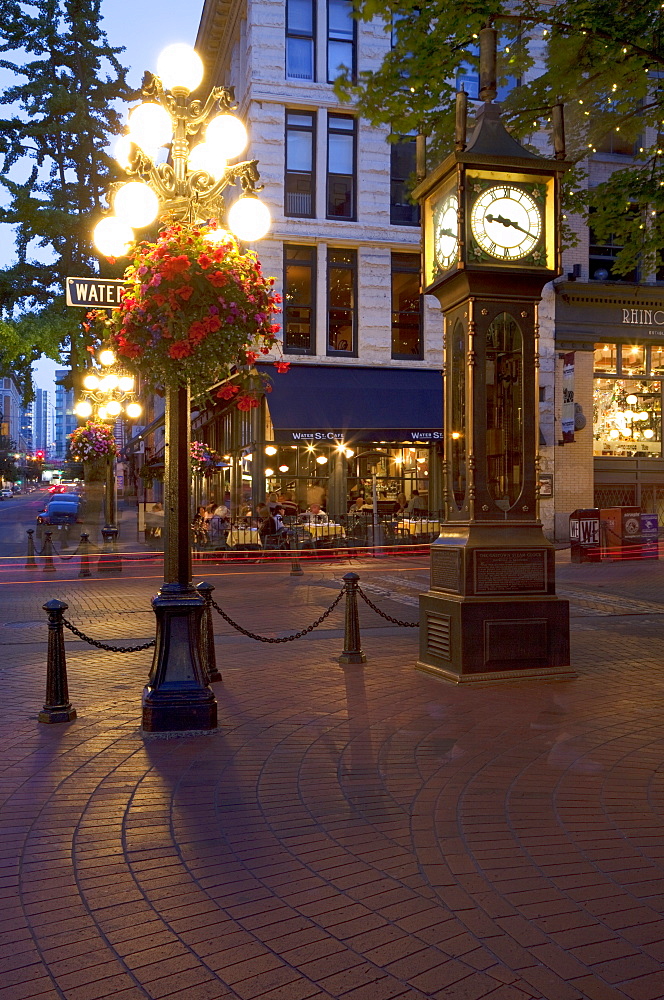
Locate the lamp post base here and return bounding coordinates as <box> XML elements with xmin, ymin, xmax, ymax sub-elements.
<box><xmin>142</xmin><ymin>587</ymin><xmax>217</xmax><ymax>732</ymax></box>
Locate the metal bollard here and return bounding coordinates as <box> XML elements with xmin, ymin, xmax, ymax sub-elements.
<box><xmin>97</xmin><ymin>526</ymin><xmax>122</xmax><ymax>574</ymax></box>
<box><xmin>39</xmin><ymin>600</ymin><xmax>77</xmax><ymax>724</ymax></box>
<box><xmin>290</xmin><ymin>532</ymin><xmax>303</xmax><ymax>577</ymax></box>
<box><xmin>78</xmin><ymin>533</ymin><xmax>91</xmax><ymax>578</ymax></box>
<box><xmin>338</xmin><ymin>572</ymin><xmax>367</xmax><ymax>664</ymax></box>
<box><xmin>25</xmin><ymin>529</ymin><xmax>38</xmax><ymax>570</ymax></box>
<box><xmin>42</xmin><ymin>531</ymin><xmax>56</xmax><ymax>574</ymax></box>
<box><xmin>196</xmin><ymin>581</ymin><xmax>222</xmax><ymax>683</ymax></box>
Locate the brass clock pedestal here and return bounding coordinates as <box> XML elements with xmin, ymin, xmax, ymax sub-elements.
<box><xmin>417</xmin><ymin>524</ymin><xmax>573</xmax><ymax>684</ymax></box>
<box><xmin>413</xmin><ymin>27</ymin><xmax>574</xmax><ymax>685</ymax></box>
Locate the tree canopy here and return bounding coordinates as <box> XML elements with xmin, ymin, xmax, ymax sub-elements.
<box><xmin>337</xmin><ymin>0</ymin><xmax>664</xmax><ymax>277</ymax></box>
<box><xmin>0</xmin><ymin>0</ymin><xmax>131</xmax><ymax>390</ymax></box>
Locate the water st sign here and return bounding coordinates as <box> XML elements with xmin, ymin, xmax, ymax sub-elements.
<box><xmin>66</xmin><ymin>277</ymin><xmax>126</xmax><ymax>308</ymax></box>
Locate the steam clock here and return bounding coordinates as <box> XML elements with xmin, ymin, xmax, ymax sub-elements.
<box><xmin>413</xmin><ymin>28</ymin><xmax>574</xmax><ymax>683</ymax></box>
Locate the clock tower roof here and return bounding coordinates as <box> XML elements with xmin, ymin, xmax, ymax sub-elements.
<box><xmin>465</xmin><ymin>100</ymin><xmax>542</xmax><ymax>161</ymax></box>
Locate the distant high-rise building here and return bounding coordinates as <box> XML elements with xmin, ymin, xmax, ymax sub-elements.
<box><xmin>54</xmin><ymin>371</ymin><xmax>76</xmax><ymax>460</ymax></box>
<box><xmin>34</xmin><ymin>389</ymin><xmax>50</xmax><ymax>456</ymax></box>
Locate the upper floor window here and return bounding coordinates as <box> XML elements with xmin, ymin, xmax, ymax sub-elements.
<box><xmin>284</xmin><ymin>245</ymin><xmax>316</xmax><ymax>354</ymax></box>
<box><xmin>391</xmin><ymin>253</ymin><xmax>422</xmax><ymax>359</ymax></box>
<box><xmin>589</xmin><ymin>209</ymin><xmax>638</xmax><ymax>282</ymax></box>
<box><xmin>286</xmin><ymin>0</ymin><xmax>315</xmax><ymax>81</ymax></box>
<box><xmin>390</xmin><ymin>138</ymin><xmax>420</xmax><ymax>226</ymax></box>
<box><xmin>328</xmin><ymin>248</ymin><xmax>357</xmax><ymax>355</ymax></box>
<box><xmin>327</xmin><ymin>0</ymin><xmax>355</xmax><ymax>82</ymax></box>
<box><xmin>327</xmin><ymin>114</ymin><xmax>355</xmax><ymax>220</ymax></box>
<box><xmin>285</xmin><ymin>111</ymin><xmax>315</xmax><ymax>218</ymax></box>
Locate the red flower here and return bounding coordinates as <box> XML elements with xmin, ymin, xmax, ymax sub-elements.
<box><xmin>207</xmin><ymin>270</ymin><xmax>227</xmax><ymax>287</ymax></box>
<box><xmin>168</xmin><ymin>340</ymin><xmax>194</xmax><ymax>359</ymax></box>
<box><xmin>269</xmin><ymin>324</ymin><xmax>281</xmax><ymax>333</ymax></box>
<box><xmin>198</xmin><ymin>253</ymin><xmax>212</xmax><ymax>269</ymax></box>
<box><xmin>178</xmin><ymin>285</ymin><xmax>194</xmax><ymax>301</ymax></box>
<box><xmin>274</xmin><ymin>361</ymin><xmax>290</xmax><ymax>373</ymax></box>
<box><xmin>160</xmin><ymin>255</ymin><xmax>191</xmax><ymax>280</ymax></box>
<box><xmin>245</xmin><ymin>351</ymin><xmax>260</xmax><ymax>364</ymax></box>
<box><xmin>236</xmin><ymin>394</ymin><xmax>260</xmax><ymax>411</ymax></box>
<box><xmin>117</xmin><ymin>340</ymin><xmax>143</xmax><ymax>359</ymax></box>
<box><xmin>217</xmin><ymin>384</ymin><xmax>240</xmax><ymax>400</ymax></box>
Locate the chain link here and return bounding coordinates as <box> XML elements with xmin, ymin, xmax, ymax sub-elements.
<box><xmin>357</xmin><ymin>587</ymin><xmax>419</xmax><ymax>628</ymax></box>
<box><xmin>210</xmin><ymin>591</ymin><xmax>344</xmax><ymax>642</ymax></box>
<box><xmin>62</xmin><ymin>617</ymin><xmax>156</xmax><ymax>653</ymax></box>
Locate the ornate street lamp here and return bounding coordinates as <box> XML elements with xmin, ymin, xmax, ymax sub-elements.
<box><xmin>93</xmin><ymin>43</ymin><xmax>271</xmax><ymax>732</ymax></box>
<box><xmin>75</xmin><ymin>346</ymin><xmax>141</xmax><ymax>537</ymax></box>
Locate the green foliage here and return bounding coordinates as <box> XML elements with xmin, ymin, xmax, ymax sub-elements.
<box><xmin>0</xmin><ymin>0</ymin><xmax>132</xmax><ymax>385</ymax></box>
<box><xmin>338</xmin><ymin>0</ymin><xmax>664</xmax><ymax>276</ymax></box>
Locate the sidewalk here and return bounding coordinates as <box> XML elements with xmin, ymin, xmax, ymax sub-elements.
<box><xmin>1</xmin><ymin>559</ymin><xmax>664</xmax><ymax>1000</ymax></box>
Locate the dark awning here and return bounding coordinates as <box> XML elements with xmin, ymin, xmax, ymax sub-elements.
<box><xmin>259</xmin><ymin>364</ymin><xmax>443</xmax><ymax>444</ymax></box>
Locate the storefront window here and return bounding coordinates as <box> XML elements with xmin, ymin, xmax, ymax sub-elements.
<box><xmin>593</xmin><ymin>378</ymin><xmax>662</xmax><ymax>457</ymax></box>
<box><xmin>594</xmin><ymin>343</ymin><xmax>618</xmax><ymax>374</ymax></box>
<box><xmin>622</xmin><ymin>345</ymin><xmax>646</xmax><ymax>376</ymax></box>
<box><xmin>652</xmin><ymin>346</ymin><xmax>664</xmax><ymax>376</ymax></box>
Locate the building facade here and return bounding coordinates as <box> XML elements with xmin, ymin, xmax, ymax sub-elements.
<box><xmin>195</xmin><ymin>0</ymin><xmax>444</xmax><ymax>518</ymax></box>
<box><xmin>54</xmin><ymin>371</ymin><xmax>76</xmax><ymax>461</ymax></box>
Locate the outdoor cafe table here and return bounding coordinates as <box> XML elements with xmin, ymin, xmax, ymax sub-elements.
<box><xmin>304</xmin><ymin>521</ymin><xmax>346</xmax><ymax>540</ymax></box>
<box><xmin>400</xmin><ymin>518</ymin><xmax>442</xmax><ymax>537</ymax></box>
<box><xmin>226</xmin><ymin>526</ymin><xmax>262</xmax><ymax>548</ymax></box>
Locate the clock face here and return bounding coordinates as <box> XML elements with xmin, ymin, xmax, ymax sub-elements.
<box><xmin>433</xmin><ymin>193</ymin><xmax>459</xmax><ymax>271</ymax></box>
<box><xmin>470</xmin><ymin>184</ymin><xmax>542</xmax><ymax>261</ymax></box>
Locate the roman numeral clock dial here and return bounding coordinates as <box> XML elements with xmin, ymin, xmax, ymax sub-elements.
<box><xmin>470</xmin><ymin>184</ymin><xmax>543</xmax><ymax>262</ymax></box>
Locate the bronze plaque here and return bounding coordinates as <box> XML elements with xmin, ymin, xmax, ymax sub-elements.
<box><xmin>473</xmin><ymin>549</ymin><xmax>547</xmax><ymax>595</ymax></box>
<box><xmin>431</xmin><ymin>547</ymin><xmax>461</xmax><ymax>592</ymax></box>
<box><xmin>484</xmin><ymin>619</ymin><xmax>548</xmax><ymax>666</ymax></box>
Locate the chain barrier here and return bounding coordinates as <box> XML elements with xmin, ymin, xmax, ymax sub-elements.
<box><xmin>50</xmin><ymin>535</ymin><xmax>79</xmax><ymax>561</ymax></box>
<box><xmin>357</xmin><ymin>586</ymin><xmax>420</xmax><ymax>628</ymax></box>
<box><xmin>62</xmin><ymin>617</ymin><xmax>156</xmax><ymax>653</ymax></box>
<box><xmin>210</xmin><ymin>591</ymin><xmax>344</xmax><ymax>643</ymax></box>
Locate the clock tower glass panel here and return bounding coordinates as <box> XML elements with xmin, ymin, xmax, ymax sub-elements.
<box><xmin>486</xmin><ymin>313</ymin><xmax>523</xmax><ymax>510</ymax></box>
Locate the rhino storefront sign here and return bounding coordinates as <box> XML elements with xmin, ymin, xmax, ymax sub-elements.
<box><xmin>621</xmin><ymin>308</ymin><xmax>664</xmax><ymax>335</ymax></box>
<box><xmin>555</xmin><ymin>282</ymin><xmax>664</xmax><ymax>349</ymax></box>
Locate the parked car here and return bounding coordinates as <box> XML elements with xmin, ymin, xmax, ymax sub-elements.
<box><xmin>0</xmin><ymin>489</ymin><xmax>13</xmax><ymax>500</ymax></box>
<box><xmin>36</xmin><ymin>497</ymin><xmax>84</xmax><ymax>538</ymax></box>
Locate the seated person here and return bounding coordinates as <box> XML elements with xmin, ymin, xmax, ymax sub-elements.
<box><xmin>278</xmin><ymin>491</ymin><xmax>299</xmax><ymax>516</ymax></box>
<box><xmin>349</xmin><ymin>495</ymin><xmax>372</xmax><ymax>513</ymax></box>
<box><xmin>298</xmin><ymin>503</ymin><xmax>329</xmax><ymax>525</ymax></box>
<box><xmin>259</xmin><ymin>505</ymin><xmax>289</xmax><ymax>545</ymax></box>
<box><xmin>406</xmin><ymin>490</ymin><xmax>428</xmax><ymax>515</ymax></box>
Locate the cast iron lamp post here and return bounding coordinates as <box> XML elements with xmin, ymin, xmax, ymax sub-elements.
<box><xmin>74</xmin><ymin>348</ymin><xmax>142</xmax><ymax>535</ymax></box>
<box><xmin>93</xmin><ymin>43</ymin><xmax>270</xmax><ymax>732</ymax></box>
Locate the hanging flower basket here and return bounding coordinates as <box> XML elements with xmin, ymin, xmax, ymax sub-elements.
<box><xmin>190</xmin><ymin>440</ymin><xmax>221</xmax><ymax>475</ymax></box>
<box><xmin>102</xmin><ymin>222</ymin><xmax>285</xmax><ymax>404</ymax></box>
<box><xmin>69</xmin><ymin>422</ymin><xmax>117</xmax><ymax>463</ymax></box>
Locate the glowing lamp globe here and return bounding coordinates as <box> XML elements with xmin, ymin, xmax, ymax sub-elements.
<box><xmin>114</xmin><ymin>135</ymin><xmax>134</xmax><ymax>170</ymax></box>
<box><xmin>126</xmin><ymin>402</ymin><xmax>143</xmax><ymax>419</ymax></box>
<box><xmin>157</xmin><ymin>44</ymin><xmax>204</xmax><ymax>94</ymax></box>
<box><xmin>278</xmin><ymin>465</ymin><xmax>289</xmax><ymax>472</ymax></box>
<box><xmin>113</xmin><ymin>182</ymin><xmax>159</xmax><ymax>229</ymax></box>
<box><xmin>644</xmin><ymin>429</ymin><xmax>655</xmax><ymax>439</ymax></box>
<box><xmin>74</xmin><ymin>400</ymin><xmax>93</xmax><ymax>418</ymax></box>
<box><xmin>228</xmin><ymin>196</ymin><xmax>271</xmax><ymax>242</ymax></box>
<box><xmin>626</xmin><ymin>394</ymin><xmax>638</xmax><ymax>405</ymax></box>
<box><xmin>118</xmin><ymin>375</ymin><xmax>135</xmax><ymax>392</ymax></box>
<box><xmin>205</xmin><ymin>113</ymin><xmax>248</xmax><ymax>159</ymax></box>
<box><xmin>128</xmin><ymin>102</ymin><xmax>172</xmax><ymax>154</ymax></box>
<box><xmin>99</xmin><ymin>349</ymin><xmax>116</xmax><ymax>366</ymax></box>
<box><xmin>83</xmin><ymin>374</ymin><xmax>100</xmax><ymax>391</ymax></box>
<box><xmin>205</xmin><ymin>228</ymin><xmax>232</xmax><ymax>246</ymax></box>
<box><xmin>264</xmin><ymin>468</ymin><xmax>274</xmax><ymax>477</ymax></box>
<box><xmin>265</xmin><ymin>446</ymin><xmax>277</xmax><ymax>456</ymax></box>
<box><xmin>106</xmin><ymin>400</ymin><xmax>122</xmax><ymax>417</ymax></box>
<box><xmin>188</xmin><ymin>142</ymin><xmax>226</xmax><ymax>180</ymax></box>
<box><xmin>316</xmin><ymin>455</ymin><xmax>328</xmax><ymax>465</ymax></box>
<box><xmin>98</xmin><ymin>405</ymin><xmax>109</xmax><ymax>421</ymax></box>
<box><xmin>94</xmin><ymin>217</ymin><xmax>134</xmax><ymax>258</ymax></box>
<box><xmin>99</xmin><ymin>373</ymin><xmax>119</xmax><ymax>392</ymax></box>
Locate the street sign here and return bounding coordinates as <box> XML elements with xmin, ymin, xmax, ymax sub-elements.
<box><xmin>66</xmin><ymin>276</ymin><xmax>127</xmax><ymax>308</ymax></box>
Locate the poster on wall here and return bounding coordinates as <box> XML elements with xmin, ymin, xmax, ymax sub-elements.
<box><xmin>562</xmin><ymin>352</ymin><xmax>575</xmax><ymax>443</ymax></box>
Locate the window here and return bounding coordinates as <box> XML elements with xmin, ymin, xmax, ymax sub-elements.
<box><xmin>391</xmin><ymin>253</ymin><xmax>422</xmax><ymax>358</ymax></box>
<box><xmin>327</xmin><ymin>248</ymin><xmax>356</xmax><ymax>354</ymax></box>
<box><xmin>589</xmin><ymin>229</ymin><xmax>638</xmax><ymax>282</ymax></box>
<box><xmin>327</xmin><ymin>115</ymin><xmax>355</xmax><ymax>219</ymax></box>
<box><xmin>284</xmin><ymin>245</ymin><xmax>316</xmax><ymax>353</ymax></box>
<box><xmin>327</xmin><ymin>0</ymin><xmax>355</xmax><ymax>82</ymax></box>
<box><xmin>390</xmin><ymin>138</ymin><xmax>420</xmax><ymax>226</ymax></box>
<box><xmin>593</xmin><ymin>342</ymin><xmax>664</xmax><ymax>458</ymax></box>
<box><xmin>285</xmin><ymin>111</ymin><xmax>315</xmax><ymax>218</ymax></box>
<box><xmin>286</xmin><ymin>0</ymin><xmax>314</xmax><ymax>80</ymax></box>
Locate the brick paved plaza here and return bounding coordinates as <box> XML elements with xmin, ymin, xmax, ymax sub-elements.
<box><xmin>1</xmin><ymin>552</ymin><xmax>664</xmax><ymax>1000</ymax></box>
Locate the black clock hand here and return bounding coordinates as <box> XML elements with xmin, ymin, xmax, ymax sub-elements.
<box><xmin>486</xmin><ymin>213</ymin><xmax>530</xmax><ymax>236</ymax></box>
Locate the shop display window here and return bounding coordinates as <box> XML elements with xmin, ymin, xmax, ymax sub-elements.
<box><xmin>622</xmin><ymin>345</ymin><xmax>646</xmax><ymax>376</ymax></box>
<box><xmin>593</xmin><ymin>378</ymin><xmax>662</xmax><ymax>458</ymax></box>
<box><xmin>594</xmin><ymin>343</ymin><xmax>618</xmax><ymax>374</ymax></box>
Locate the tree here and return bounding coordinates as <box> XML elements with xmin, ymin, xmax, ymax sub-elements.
<box><xmin>337</xmin><ymin>0</ymin><xmax>664</xmax><ymax>276</ymax></box>
<box><xmin>0</xmin><ymin>0</ymin><xmax>132</xmax><ymax>382</ymax></box>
